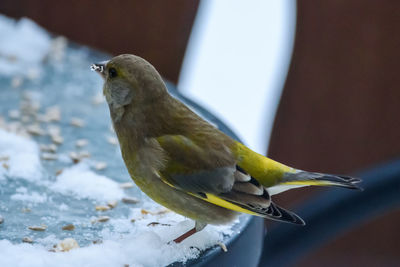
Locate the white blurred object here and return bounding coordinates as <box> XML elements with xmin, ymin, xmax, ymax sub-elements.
<box><xmin>0</xmin><ymin>15</ymin><xmax>51</xmax><ymax>76</ymax></box>
<box><xmin>178</xmin><ymin>0</ymin><xmax>296</xmax><ymax>154</ymax></box>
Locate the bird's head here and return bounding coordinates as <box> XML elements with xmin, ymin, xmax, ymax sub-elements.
<box><xmin>92</xmin><ymin>54</ymin><xmax>167</xmax><ymax>121</ymax></box>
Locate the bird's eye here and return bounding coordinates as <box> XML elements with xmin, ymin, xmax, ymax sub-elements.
<box><xmin>108</xmin><ymin>67</ymin><xmax>117</xmax><ymax>78</ymax></box>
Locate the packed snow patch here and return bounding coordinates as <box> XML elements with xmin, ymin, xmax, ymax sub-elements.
<box><xmin>0</xmin><ymin>129</ymin><xmax>42</xmax><ymax>181</ymax></box>
<box><xmin>50</xmin><ymin>163</ymin><xmax>125</xmax><ymax>202</ymax></box>
<box><xmin>10</xmin><ymin>187</ymin><xmax>48</xmax><ymax>204</ymax></box>
<box><xmin>0</xmin><ymin>15</ymin><xmax>51</xmax><ymax>76</ymax></box>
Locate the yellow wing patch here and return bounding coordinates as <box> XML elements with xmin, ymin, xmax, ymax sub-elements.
<box><xmin>157</xmin><ymin>171</ymin><xmax>261</xmax><ymax>216</ymax></box>
<box><xmin>281</xmin><ymin>181</ymin><xmax>333</xmax><ymax>186</ymax></box>
<box><xmin>197</xmin><ymin>193</ymin><xmax>260</xmax><ymax>216</ymax></box>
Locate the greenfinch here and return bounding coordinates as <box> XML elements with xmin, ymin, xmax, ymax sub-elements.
<box><xmin>92</xmin><ymin>54</ymin><xmax>361</xmax><ymax>243</ymax></box>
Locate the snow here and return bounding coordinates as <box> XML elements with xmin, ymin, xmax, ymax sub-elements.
<box><xmin>0</xmin><ymin>129</ymin><xmax>42</xmax><ymax>181</ymax></box>
<box><xmin>0</xmin><ymin>127</ymin><xmax>236</xmax><ymax>267</ymax></box>
<box><xmin>50</xmin><ymin>163</ymin><xmax>125</xmax><ymax>202</ymax></box>
<box><xmin>0</xmin><ymin>15</ymin><xmax>51</xmax><ymax>76</ymax></box>
<box><xmin>0</xmin><ymin>214</ymin><xmax>234</xmax><ymax>267</ymax></box>
<box><xmin>11</xmin><ymin>190</ymin><xmax>48</xmax><ymax>204</ymax></box>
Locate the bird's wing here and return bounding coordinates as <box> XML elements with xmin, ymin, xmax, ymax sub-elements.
<box><xmin>154</xmin><ymin>135</ymin><xmax>305</xmax><ymax>225</ymax></box>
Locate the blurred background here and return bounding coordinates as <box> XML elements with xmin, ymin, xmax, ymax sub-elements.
<box><xmin>1</xmin><ymin>0</ymin><xmax>399</xmax><ymax>266</ymax></box>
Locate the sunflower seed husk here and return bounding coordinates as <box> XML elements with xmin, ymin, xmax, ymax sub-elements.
<box><xmin>2</xmin><ymin>163</ymin><xmax>9</xmax><ymax>170</ymax></box>
<box><xmin>62</xmin><ymin>224</ymin><xmax>75</xmax><ymax>231</ymax></box>
<box><xmin>41</xmin><ymin>153</ymin><xmax>58</xmax><ymax>160</ymax></box>
<box><xmin>107</xmin><ymin>136</ymin><xmax>118</xmax><ymax>146</ymax></box>
<box><xmin>70</xmin><ymin>118</ymin><xmax>85</xmax><ymax>128</ymax></box>
<box><xmin>119</xmin><ymin>182</ymin><xmax>134</xmax><ymax>189</ymax></box>
<box><xmin>75</xmin><ymin>139</ymin><xmax>88</xmax><ymax>148</ymax></box>
<box><xmin>22</xmin><ymin>237</ymin><xmax>34</xmax><ymax>243</ymax></box>
<box><xmin>107</xmin><ymin>200</ymin><xmax>118</xmax><ymax>209</ymax></box>
<box><xmin>122</xmin><ymin>197</ymin><xmax>140</xmax><ymax>204</ymax></box>
<box><xmin>40</xmin><ymin>144</ymin><xmax>57</xmax><ymax>153</ymax></box>
<box><xmin>95</xmin><ymin>205</ymin><xmax>110</xmax><ymax>211</ymax></box>
<box><xmin>56</xmin><ymin>238</ymin><xmax>79</xmax><ymax>252</ymax></box>
<box><xmin>96</xmin><ymin>216</ymin><xmax>110</xmax><ymax>223</ymax></box>
<box><xmin>26</xmin><ymin>124</ymin><xmax>45</xmax><ymax>136</ymax></box>
<box><xmin>217</xmin><ymin>242</ymin><xmax>228</xmax><ymax>252</ymax></box>
<box><xmin>11</xmin><ymin>76</ymin><xmax>23</xmax><ymax>88</ymax></box>
<box><xmin>8</xmin><ymin>110</ymin><xmax>20</xmax><ymax>119</ymax></box>
<box><xmin>94</xmin><ymin>162</ymin><xmax>107</xmax><ymax>171</ymax></box>
<box><xmin>28</xmin><ymin>225</ymin><xmax>47</xmax><ymax>231</ymax></box>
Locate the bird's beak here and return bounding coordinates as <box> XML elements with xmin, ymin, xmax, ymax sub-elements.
<box><xmin>90</xmin><ymin>60</ymin><xmax>109</xmax><ymax>79</ymax></box>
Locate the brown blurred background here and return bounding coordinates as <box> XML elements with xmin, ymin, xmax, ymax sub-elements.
<box><xmin>1</xmin><ymin>0</ymin><xmax>399</xmax><ymax>266</ymax></box>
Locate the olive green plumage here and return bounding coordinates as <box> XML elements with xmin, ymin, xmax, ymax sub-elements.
<box><xmin>93</xmin><ymin>54</ymin><xmax>361</xmax><ymax>239</ymax></box>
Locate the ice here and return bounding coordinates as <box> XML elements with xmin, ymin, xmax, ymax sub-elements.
<box><xmin>50</xmin><ymin>163</ymin><xmax>125</xmax><ymax>202</ymax></box>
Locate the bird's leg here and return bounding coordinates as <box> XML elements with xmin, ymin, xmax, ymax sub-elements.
<box><xmin>173</xmin><ymin>221</ymin><xmax>207</xmax><ymax>243</ymax></box>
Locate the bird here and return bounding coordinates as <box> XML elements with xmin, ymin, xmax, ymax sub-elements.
<box><xmin>91</xmin><ymin>54</ymin><xmax>361</xmax><ymax>243</ymax></box>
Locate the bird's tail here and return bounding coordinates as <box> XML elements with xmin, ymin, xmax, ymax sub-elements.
<box><xmin>283</xmin><ymin>171</ymin><xmax>362</xmax><ymax>189</ymax></box>
<box><xmin>267</xmin><ymin>171</ymin><xmax>362</xmax><ymax>195</ymax></box>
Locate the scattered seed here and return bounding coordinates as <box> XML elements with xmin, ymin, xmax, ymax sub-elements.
<box><xmin>22</xmin><ymin>237</ymin><xmax>34</xmax><ymax>244</ymax></box>
<box><xmin>217</xmin><ymin>242</ymin><xmax>228</xmax><ymax>252</ymax></box>
<box><xmin>26</xmin><ymin>124</ymin><xmax>45</xmax><ymax>136</ymax></box>
<box><xmin>21</xmin><ymin>208</ymin><xmax>31</xmax><ymax>213</ymax></box>
<box><xmin>75</xmin><ymin>139</ymin><xmax>88</xmax><ymax>148</ymax></box>
<box><xmin>28</xmin><ymin>225</ymin><xmax>47</xmax><ymax>231</ymax></box>
<box><xmin>49</xmin><ymin>36</ymin><xmax>67</xmax><ymax>62</ymax></box>
<box><xmin>0</xmin><ymin>155</ymin><xmax>9</xmax><ymax>161</ymax></box>
<box><xmin>26</xmin><ymin>67</ymin><xmax>40</xmax><ymax>81</ymax></box>
<box><xmin>95</xmin><ymin>205</ymin><xmax>110</xmax><ymax>211</ymax></box>
<box><xmin>70</xmin><ymin>118</ymin><xmax>85</xmax><ymax>127</ymax></box>
<box><xmin>147</xmin><ymin>222</ymin><xmax>171</xmax><ymax>227</ymax></box>
<box><xmin>55</xmin><ymin>169</ymin><xmax>63</xmax><ymax>176</ymax></box>
<box><xmin>69</xmin><ymin>152</ymin><xmax>80</xmax><ymax>163</ymax></box>
<box><xmin>122</xmin><ymin>197</ymin><xmax>140</xmax><ymax>204</ymax></box>
<box><xmin>79</xmin><ymin>151</ymin><xmax>91</xmax><ymax>158</ymax></box>
<box><xmin>2</xmin><ymin>163</ymin><xmax>9</xmax><ymax>170</ymax></box>
<box><xmin>107</xmin><ymin>200</ymin><xmax>118</xmax><ymax>209</ymax></box>
<box><xmin>62</xmin><ymin>224</ymin><xmax>75</xmax><ymax>231</ymax></box>
<box><xmin>92</xmin><ymin>239</ymin><xmax>103</xmax><ymax>244</ymax></box>
<box><xmin>45</xmin><ymin>106</ymin><xmax>61</xmax><ymax>122</ymax></box>
<box><xmin>152</xmin><ymin>209</ymin><xmax>170</xmax><ymax>215</ymax></box>
<box><xmin>119</xmin><ymin>182</ymin><xmax>134</xmax><ymax>189</ymax></box>
<box><xmin>48</xmin><ymin>125</ymin><xmax>63</xmax><ymax>144</ymax></box>
<box><xmin>107</xmin><ymin>136</ymin><xmax>118</xmax><ymax>146</ymax></box>
<box><xmin>92</xmin><ymin>93</ymin><xmax>105</xmax><ymax>105</ymax></box>
<box><xmin>20</xmin><ymin>115</ymin><xmax>30</xmax><ymax>123</ymax></box>
<box><xmin>56</xmin><ymin>238</ymin><xmax>79</xmax><ymax>252</ymax></box>
<box><xmin>51</xmin><ymin>135</ymin><xmax>64</xmax><ymax>144</ymax></box>
<box><xmin>69</xmin><ymin>151</ymin><xmax>91</xmax><ymax>163</ymax></box>
<box><xmin>97</xmin><ymin>216</ymin><xmax>110</xmax><ymax>223</ymax></box>
<box><xmin>141</xmin><ymin>209</ymin><xmax>150</xmax><ymax>215</ymax></box>
<box><xmin>41</xmin><ymin>153</ymin><xmax>58</xmax><ymax>161</ymax></box>
<box><xmin>47</xmin><ymin>125</ymin><xmax>61</xmax><ymax>136</ymax></box>
<box><xmin>8</xmin><ymin>110</ymin><xmax>20</xmax><ymax>119</ymax></box>
<box><xmin>40</xmin><ymin>144</ymin><xmax>57</xmax><ymax>153</ymax></box>
<box><xmin>95</xmin><ymin>162</ymin><xmax>107</xmax><ymax>171</ymax></box>
<box><xmin>130</xmin><ymin>219</ymin><xmax>136</xmax><ymax>223</ymax></box>
<box><xmin>11</xmin><ymin>76</ymin><xmax>23</xmax><ymax>88</ymax></box>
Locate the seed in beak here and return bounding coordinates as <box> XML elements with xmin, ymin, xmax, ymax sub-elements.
<box><xmin>90</xmin><ymin>63</ymin><xmax>104</xmax><ymax>73</ymax></box>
